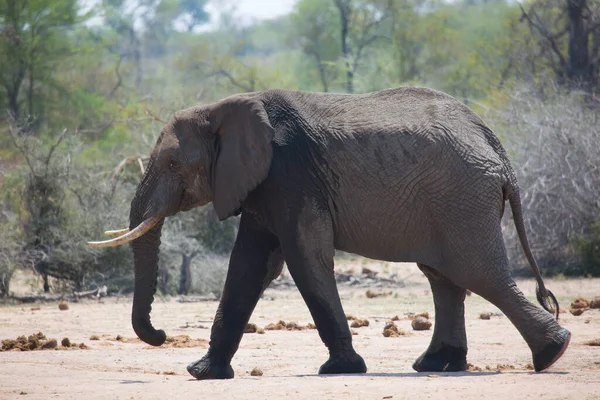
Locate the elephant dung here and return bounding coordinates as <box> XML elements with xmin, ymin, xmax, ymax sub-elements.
<box><xmin>383</xmin><ymin>322</ymin><xmax>406</xmax><ymax>337</ymax></box>
<box><xmin>350</xmin><ymin>318</ymin><xmax>370</xmax><ymax>328</ymax></box>
<box><xmin>479</xmin><ymin>312</ymin><xmax>491</xmax><ymax>320</ymax></box>
<box><xmin>250</xmin><ymin>367</ymin><xmax>263</xmax><ymax>376</ymax></box>
<box><xmin>571</xmin><ymin>298</ymin><xmax>589</xmax><ymax>309</ymax></box>
<box><xmin>467</xmin><ymin>363</ymin><xmax>483</xmax><ymax>372</ymax></box>
<box><xmin>590</xmin><ymin>297</ymin><xmax>600</xmax><ymax>309</ymax></box>
<box><xmin>58</xmin><ymin>301</ymin><xmax>69</xmax><ymax>311</ymax></box>
<box><xmin>366</xmin><ymin>289</ymin><xmax>392</xmax><ymax>298</ymax></box>
<box><xmin>411</xmin><ymin>317</ymin><xmax>432</xmax><ymax>331</ymax></box>
<box><xmin>569</xmin><ymin>308</ymin><xmax>585</xmax><ymax>316</ymax></box>
<box><xmin>61</xmin><ymin>337</ymin><xmax>71</xmax><ymax>347</ymax></box>
<box><xmin>1</xmin><ymin>332</ymin><xmax>55</xmax><ymax>351</ymax></box>
<box><xmin>584</xmin><ymin>339</ymin><xmax>600</xmax><ymax>346</ymax></box>
<box><xmin>244</xmin><ymin>323</ymin><xmax>258</xmax><ymax>333</ymax></box>
<box><xmin>161</xmin><ymin>335</ymin><xmax>208</xmax><ymax>348</ymax></box>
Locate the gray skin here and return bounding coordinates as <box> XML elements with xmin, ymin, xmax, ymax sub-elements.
<box><xmin>127</xmin><ymin>87</ymin><xmax>571</xmax><ymax>380</ymax></box>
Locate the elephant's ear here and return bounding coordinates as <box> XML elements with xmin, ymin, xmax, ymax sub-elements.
<box><xmin>211</xmin><ymin>96</ymin><xmax>274</xmax><ymax>221</ymax></box>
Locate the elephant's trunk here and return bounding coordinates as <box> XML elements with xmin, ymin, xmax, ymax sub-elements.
<box><xmin>130</xmin><ymin>200</ymin><xmax>166</xmax><ymax>346</ymax></box>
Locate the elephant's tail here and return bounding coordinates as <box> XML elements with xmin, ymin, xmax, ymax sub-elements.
<box><xmin>507</xmin><ymin>186</ymin><xmax>560</xmax><ymax>320</ymax></box>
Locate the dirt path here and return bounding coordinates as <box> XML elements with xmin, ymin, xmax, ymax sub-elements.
<box><xmin>1</xmin><ymin>264</ymin><xmax>600</xmax><ymax>399</ymax></box>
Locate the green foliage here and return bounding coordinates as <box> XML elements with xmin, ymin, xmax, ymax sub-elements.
<box><xmin>573</xmin><ymin>223</ymin><xmax>600</xmax><ymax>277</ymax></box>
<box><xmin>0</xmin><ymin>0</ymin><xmax>86</xmax><ymax>121</ymax></box>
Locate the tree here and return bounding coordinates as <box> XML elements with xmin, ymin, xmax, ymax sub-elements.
<box><xmin>0</xmin><ymin>0</ymin><xmax>80</xmax><ymax>120</ymax></box>
<box><xmin>5</xmin><ymin>123</ymin><xmax>134</xmax><ymax>292</ymax></box>
<box><xmin>333</xmin><ymin>0</ymin><xmax>392</xmax><ymax>93</ymax></box>
<box><xmin>519</xmin><ymin>0</ymin><xmax>600</xmax><ymax>91</ymax></box>
<box><xmin>289</xmin><ymin>0</ymin><xmax>340</xmax><ymax>92</ymax></box>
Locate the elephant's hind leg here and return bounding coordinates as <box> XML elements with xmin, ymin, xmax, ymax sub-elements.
<box><xmin>466</xmin><ymin>272</ymin><xmax>570</xmax><ymax>372</ymax></box>
<box><xmin>448</xmin><ymin>230</ymin><xmax>570</xmax><ymax>372</ymax></box>
<box><xmin>413</xmin><ymin>264</ymin><xmax>468</xmax><ymax>372</ymax></box>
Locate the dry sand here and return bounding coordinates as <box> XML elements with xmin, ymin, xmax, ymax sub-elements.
<box><xmin>1</xmin><ymin>262</ymin><xmax>599</xmax><ymax>399</ymax></box>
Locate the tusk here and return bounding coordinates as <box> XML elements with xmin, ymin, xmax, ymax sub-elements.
<box><xmin>104</xmin><ymin>228</ymin><xmax>129</xmax><ymax>237</ymax></box>
<box><xmin>88</xmin><ymin>217</ymin><xmax>162</xmax><ymax>248</ymax></box>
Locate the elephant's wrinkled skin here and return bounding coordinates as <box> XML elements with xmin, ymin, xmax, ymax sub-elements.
<box><xmin>113</xmin><ymin>87</ymin><xmax>571</xmax><ymax>379</ymax></box>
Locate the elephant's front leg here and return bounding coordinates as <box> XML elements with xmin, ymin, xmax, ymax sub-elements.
<box><xmin>281</xmin><ymin>208</ymin><xmax>366</xmax><ymax>375</ymax></box>
<box><xmin>413</xmin><ymin>264</ymin><xmax>468</xmax><ymax>372</ymax></box>
<box><xmin>187</xmin><ymin>213</ymin><xmax>283</xmax><ymax>380</ymax></box>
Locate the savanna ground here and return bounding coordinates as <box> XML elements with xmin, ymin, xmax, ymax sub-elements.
<box><xmin>1</xmin><ymin>260</ymin><xmax>599</xmax><ymax>400</ymax></box>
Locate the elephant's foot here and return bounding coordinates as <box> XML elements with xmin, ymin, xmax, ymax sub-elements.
<box><xmin>187</xmin><ymin>352</ymin><xmax>234</xmax><ymax>380</ymax></box>
<box><xmin>532</xmin><ymin>327</ymin><xmax>571</xmax><ymax>372</ymax></box>
<box><xmin>318</xmin><ymin>352</ymin><xmax>367</xmax><ymax>375</ymax></box>
<box><xmin>412</xmin><ymin>345</ymin><xmax>467</xmax><ymax>372</ymax></box>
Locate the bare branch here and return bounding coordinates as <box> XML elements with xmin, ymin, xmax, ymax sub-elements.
<box><xmin>44</xmin><ymin>128</ymin><xmax>68</xmax><ymax>173</ymax></box>
<box><xmin>7</xmin><ymin>123</ymin><xmax>36</xmax><ymax>177</ymax></box>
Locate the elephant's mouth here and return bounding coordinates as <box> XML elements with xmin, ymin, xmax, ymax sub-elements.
<box><xmin>180</xmin><ymin>197</ymin><xmax>208</xmax><ymax>211</ymax></box>
<box><xmin>87</xmin><ymin>216</ymin><xmax>162</xmax><ymax>247</ymax></box>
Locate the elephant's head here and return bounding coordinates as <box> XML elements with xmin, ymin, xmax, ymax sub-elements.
<box><xmin>88</xmin><ymin>95</ymin><xmax>274</xmax><ymax>345</ymax></box>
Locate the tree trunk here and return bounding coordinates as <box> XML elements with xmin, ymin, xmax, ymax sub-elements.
<box><xmin>312</xmin><ymin>52</ymin><xmax>329</xmax><ymax>92</ymax></box>
<box><xmin>335</xmin><ymin>0</ymin><xmax>353</xmax><ymax>93</ymax></box>
<box><xmin>567</xmin><ymin>0</ymin><xmax>589</xmax><ymax>85</ymax></box>
<box><xmin>591</xmin><ymin>22</ymin><xmax>600</xmax><ymax>90</ymax></box>
<box><xmin>178</xmin><ymin>253</ymin><xmax>192</xmax><ymax>295</ymax></box>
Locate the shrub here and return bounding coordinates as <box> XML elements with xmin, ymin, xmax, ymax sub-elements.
<box><xmin>573</xmin><ymin>222</ymin><xmax>600</xmax><ymax>277</ymax></box>
<box><xmin>489</xmin><ymin>87</ymin><xmax>600</xmax><ymax>275</ymax></box>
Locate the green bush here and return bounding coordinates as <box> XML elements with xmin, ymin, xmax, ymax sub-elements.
<box><xmin>573</xmin><ymin>222</ymin><xmax>600</xmax><ymax>277</ymax></box>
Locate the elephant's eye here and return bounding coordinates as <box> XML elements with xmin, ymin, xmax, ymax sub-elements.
<box><xmin>169</xmin><ymin>160</ymin><xmax>178</xmax><ymax>172</ymax></box>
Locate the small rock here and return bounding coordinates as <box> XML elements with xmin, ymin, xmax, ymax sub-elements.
<box><xmin>58</xmin><ymin>301</ymin><xmax>69</xmax><ymax>311</ymax></box>
<box><xmin>250</xmin><ymin>367</ymin><xmax>263</xmax><ymax>376</ymax></box>
<box><xmin>411</xmin><ymin>317</ymin><xmax>432</xmax><ymax>331</ymax></box>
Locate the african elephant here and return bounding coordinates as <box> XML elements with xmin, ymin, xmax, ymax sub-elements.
<box><xmin>89</xmin><ymin>87</ymin><xmax>571</xmax><ymax>379</ymax></box>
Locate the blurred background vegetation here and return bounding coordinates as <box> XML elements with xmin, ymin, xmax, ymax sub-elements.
<box><xmin>0</xmin><ymin>0</ymin><xmax>599</xmax><ymax>297</ymax></box>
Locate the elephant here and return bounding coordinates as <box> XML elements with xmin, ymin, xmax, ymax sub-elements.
<box><xmin>89</xmin><ymin>86</ymin><xmax>571</xmax><ymax>379</ymax></box>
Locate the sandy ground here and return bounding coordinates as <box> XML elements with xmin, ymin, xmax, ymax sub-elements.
<box><xmin>1</xmin><ymin>261</ymin><xmax>600</xmax><ymax>400</ymax></box>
